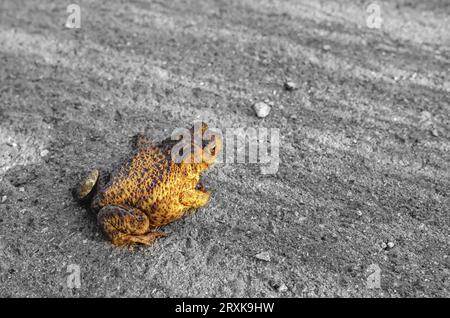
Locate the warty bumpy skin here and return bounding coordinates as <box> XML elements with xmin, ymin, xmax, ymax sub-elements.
<box><xmin>75</xmin><ymin>123</ymin><xmax>221</xmax><ymax>246</ymax></box>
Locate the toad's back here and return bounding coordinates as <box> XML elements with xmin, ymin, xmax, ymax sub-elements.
<box><xmin>95</xmin><ymin>145</ymin><xmax>185</xmax><ymax>213</ymax></box>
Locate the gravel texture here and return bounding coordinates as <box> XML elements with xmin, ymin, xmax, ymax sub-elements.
<box><xmin>0</xmin><ymin>0</ymin><xmax>449</xmax><ymax>297</ymax></box>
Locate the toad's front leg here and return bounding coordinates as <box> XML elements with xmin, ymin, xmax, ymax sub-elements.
<box><xmin>97</xmin><ymin>205</ymin><xmax>165</xmax><ymax>246</ymax></box>
<box><xmin>180</xmin><ymin>187</ymin><xmax>210</xmax><ymax>209</ymax></box>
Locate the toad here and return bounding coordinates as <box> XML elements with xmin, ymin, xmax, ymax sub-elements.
<box><xmin>74</xmin><ymin>122</ymin><xmax>221</xmax><ymax>246</ymax></box>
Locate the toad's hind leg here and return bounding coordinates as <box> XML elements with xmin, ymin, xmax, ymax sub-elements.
<box><xmin>97</xmin><ymin>205</ymin><xmax>166</xmax><ymax>246</ymax></box>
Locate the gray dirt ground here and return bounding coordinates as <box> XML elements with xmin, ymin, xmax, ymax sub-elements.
<box><xmin>0</xmin><ymin>0</ymin><xmax>449</xmax><ymax>297</ymax></box>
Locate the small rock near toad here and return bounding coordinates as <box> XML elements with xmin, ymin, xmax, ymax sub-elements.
<box><xmin>254</xmin><ymin>251</ymin><xmax>271</xmax><ymax>262</ymax></box>
<box><xmin>278</xmin><ymin>284</ymin><xmax>288</xmax><ymax>293</ymax></box>
<box><xmin>40</xmin><ymin>149</ymin><xmax>49</xmax><ymax>157</ymax></box>
<box><xmin>253</xmin><ymin>102</ymin><xmax>271</xmax><ymax>118</ymax></box>
<box><xmin>284</xmin><ymin>81</ymin><xmax>297</xmax><ymax>91</ymax></box>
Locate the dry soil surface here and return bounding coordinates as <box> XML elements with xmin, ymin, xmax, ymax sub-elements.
<box><xmin>0</xmin><ymin>0</ymin><xmax>449</xmax><ymax>297</ymax></box>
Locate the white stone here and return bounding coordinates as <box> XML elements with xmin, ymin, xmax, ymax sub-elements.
<box><xmin>253</xmin><ymin>102</ymin><xmax>271</xmax><ymax>118</ymax></box>
<box><xmin>40</xmin><ymin>149</ymin><xmax>49</xmax><ymax>157</ymax></box>
<box><xmin>254</xmin><ymin>251</ymin><xmax>271</xmax><ymax>262</ymax></box>
<box><xmin>284</xmin><ymin>81</ymin><xmax>297</xmax><ymax>91</ymax></box>
<box><xmin>278</xmin><ymin>284</ymin><xmax>288</xmax><ymax>292</ymax></box>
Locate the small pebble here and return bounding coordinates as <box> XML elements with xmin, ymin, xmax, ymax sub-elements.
<box><xmin>323</xmin><ymin>44</ymin><xmax>331</xmax><ymax>51</ymax></box>
<box><xmin>356</xmin><ymin>210</ymin><xmax>363</xmax><ymax>217</ymax></box>
<box><xmin>253</xmin><ymin>102</ymin><xmax>271</xmax><ymax>118</ymax></box>
<box><xmin>278</xmin><ymin>284</ymin><xmax>288</xmax><ymax>293</ymax></box>
<box><xmin>1</xmin><ymin>196</ymin><xmax>7</xmax><ymax>203</ymax></box>
<box><xmin>297</xmin><ymin>216</ymin><xmax>307</xmax><ymax>223</ymax></box>
<box><xmin>430</xmin><ymin>129</ymin><xmax>439</xmax><ymax>137</ymax></box>
<box><xmin>420</xmin><ymin>110</ymin><xmax>432</xmax><ymax>120</ymax></box>
<box><xmin>18</xmin><ymin>187</ymin><xmax>25</xmax><ymax>192</ymax></box>
<box><xmin>380</xmin><ymin>242</ymin><xmax>387</xmax><ymax>249</ymax></box>
<box><xmin>387</xmin><ymin>242</ymin><xmax>395</xmax><ymax>249</ymax></box>
<box><xmin>254</xmin><ymin>251</ymin><xmax>271</xmax><ymax>262</ymax></box>
<box><xmin>284</xmin><ymin>81</ymin><xmax>297</xmax><ymax>91</ymax></box>
<box><xmin>40</xmin><ymin>149</ymin><xmax>49</xmax><ymax>157</ymax></box>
